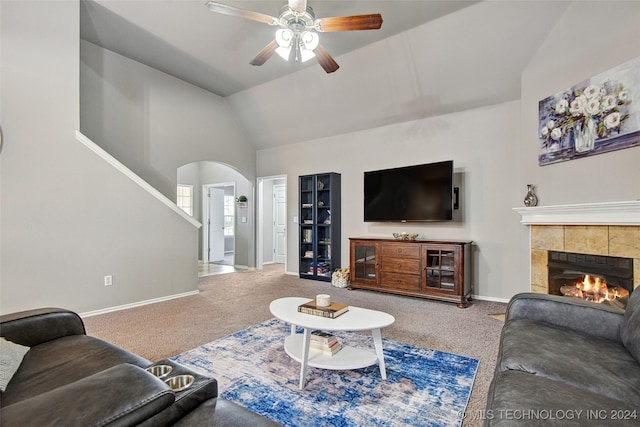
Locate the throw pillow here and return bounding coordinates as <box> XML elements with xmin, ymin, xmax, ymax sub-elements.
<box><xmin>0</xmin><ymin>337</ymin><xmax>30</xmax><ymax>392</ymax></box>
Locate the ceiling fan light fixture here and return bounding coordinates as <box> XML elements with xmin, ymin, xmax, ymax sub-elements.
<box><xmin>276</xmin><ymin>46</ymin><xmax>292</xmax><ymax>61</ymax></box>
<box><xmin>298</xmin><ymin>45</ymin><xmax>315</xmax><ymax>62</ymax></box>
<box><xmin>301</xmin><ymin>31</ymin><xmax>319</xmax><ymax>50</ymax></box>
<box><xmin>275</xmin><ymin>28</ymin><xmax>293</xmax><ymax>60</ymax></box>
<box><xmin>275</xmin><ymin>28</ymin><xmax>293</xmax><ymax>48</ymax></box>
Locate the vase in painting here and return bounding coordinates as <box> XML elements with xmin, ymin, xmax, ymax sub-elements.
<box><xmin>574</xmin><ymin>117</ymin><xmax>596</xmax><ymax>153</ymax></box>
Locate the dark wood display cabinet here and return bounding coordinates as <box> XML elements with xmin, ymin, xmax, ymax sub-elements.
<box><xmin>349</xmin><ymin>237</ymin><xmax>472</xmax><ymax>307</ymax></box>
<box><xmin>299</xmin><ymin>173</ymin><xmax>341</xmax><ymax>282</ymax></box>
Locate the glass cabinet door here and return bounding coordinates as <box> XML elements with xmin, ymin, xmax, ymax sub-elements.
<box><xmin>351</xmin><ymin>241</ymin><xmax>378</xmax><ymax>283</ymax></box>
<box><xmin>424</xmin><ymin>247</ymin><xmax>457</xmax><ymax>291</ymax></box>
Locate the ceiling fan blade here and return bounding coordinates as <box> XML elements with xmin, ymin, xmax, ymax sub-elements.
<box><xmin>206</xmin><ymin>1</ymin><xmax>278</xmax><ymax>26</ymax></box>
<box><xmin>288</xmin><ymin>0</ymin><xmax>307</xmax><ymax>13</ymax></box>
<box><xmin>249</xmin><ymin>40</ymin><xmax>278</xmax><ymax>66</ymax></box>
<box><xmin>315</xmin><ymin>14</ymin><xmax>383</xmax><ymax>32</ymax></box>
<box><xmin>312</xmin><ymin>44</ymin><xmax>339</xmax><ymax>73</ymax></box>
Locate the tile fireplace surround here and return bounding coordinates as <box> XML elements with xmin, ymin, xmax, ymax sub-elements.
<box><xmin>514</xmin><ymin>201</ymin><xmax>640</xmax><ymax>295</ymax></box>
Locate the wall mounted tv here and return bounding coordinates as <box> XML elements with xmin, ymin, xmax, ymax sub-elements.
<box><xmin>364</xmin><ymin>160</ymin><xmax>454</xmax><ymax>222</ymax></box>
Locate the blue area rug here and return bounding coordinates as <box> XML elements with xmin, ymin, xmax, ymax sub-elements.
<box><xmin>172</xmin><ymin>318</ymin><xmax>478</xmax><ymax>427</ymax></box>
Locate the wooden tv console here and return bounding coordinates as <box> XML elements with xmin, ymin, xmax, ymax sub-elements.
<box><xmin>348</xmin><ymin>237</ymin><xmax>473</xmax><ymax>308</ymax></box>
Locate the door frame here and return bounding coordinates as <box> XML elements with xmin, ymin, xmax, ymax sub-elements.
<box><xmin>202</xmin><ymin>182</ymin><xmax>236</xmax><ymax>265</ymax></box>
<box><xmin>256</xmin><ymin>175</ymin><xmax>287</xmax><ymax>272</ymax></box>
<box><xmin>273</xmin><ymin>183</ymin><xmax>286</xmax><ymax>264</ymax></box>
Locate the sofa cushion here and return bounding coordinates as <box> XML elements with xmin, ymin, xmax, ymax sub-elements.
<box><xmin>1</xmin><ymin>334</ymin><xmax>150</xmax><ymax>407</ymax></box>
<box><xmin>0</xmin><ymin>337</ymin><xmax>30</xmax><ymax>392</ymax></box>
<box><xmin>621</xmin><ymin>288</ymin><xmax>640</xmax><ymax>363</ymax></box>
<box><xmin>498</xmin><ymin>319</ymin><xmax>640</xmax><ymax>407</ymax></box>
<box><xmin>486</xmin><ymin>370</ymin><xmax>638</xmax><ymax>426</ymax></box>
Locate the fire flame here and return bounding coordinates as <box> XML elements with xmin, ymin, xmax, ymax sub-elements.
<box><xmin>561</xmin><ymin>274</ymin><xmax>629</xmax><ymax>303</ymax></box>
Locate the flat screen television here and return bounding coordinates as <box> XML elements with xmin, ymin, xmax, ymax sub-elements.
<box><xmin>364</xmin><ymin>160</ymin><xmax>454</xmax><ymax>222</ymax></box>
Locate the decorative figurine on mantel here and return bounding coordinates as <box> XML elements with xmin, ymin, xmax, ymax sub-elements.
<box><xmin>524</xmin><ymin>184</ymin><xmax>539</xmax><ymax>207</ymax></box>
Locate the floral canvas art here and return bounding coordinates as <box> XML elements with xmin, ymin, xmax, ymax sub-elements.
<box><xmin>538</xmin><ymin>56</ymin><xmax>640</xmax><ymax>165</ymax></box>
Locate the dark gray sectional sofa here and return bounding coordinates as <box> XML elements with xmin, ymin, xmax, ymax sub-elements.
<box><xmin>485</xmin><ymin>291</ymin><xmax>640</xmax><ymax>426</ymax></box>
<box><xmin>0</xmin><ymin>308</ymin><xmax>280</xmax><ymax>426</ymax></box>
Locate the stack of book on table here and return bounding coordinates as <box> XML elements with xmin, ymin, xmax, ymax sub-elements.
<box><xmin>297</xmin><ymin>300</ymin><xmax>349</xmax><ymax>319</ymax></box>
<box><xmin>310</xmin><ymin>330</ymin><xmax>342</xmax><ymax>356</ymax></box>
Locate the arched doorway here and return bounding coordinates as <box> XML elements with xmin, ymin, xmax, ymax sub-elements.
<box><xmin>177</xmin><ymin>161</ymin><xmax>254</xmax><ymax>276</ymax></box>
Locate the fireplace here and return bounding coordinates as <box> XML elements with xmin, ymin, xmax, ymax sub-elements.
<box><xmin>513</xmin><ymin>201</ymin><xmax>640</xmax><ymax>308</ymax></box>
<box><xmin>548</xmin><ymin>251</ymin><xmax>633</xmax><ymax>309</ymax></box>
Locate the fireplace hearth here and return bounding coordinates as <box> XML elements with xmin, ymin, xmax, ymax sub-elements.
<box><xmin>548</xmin><ymin>251</ymin><xmax>633</xmax><ymax>309</ymax></box>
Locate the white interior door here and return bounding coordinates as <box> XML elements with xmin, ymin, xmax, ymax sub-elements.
<box><xmin>208</xmin><ymin>187</ymin><xmax>225</xmax><ymax>262</ymax></box>
<box><xmin>273</xmin><ymin>184</ymin><xmax>286</xmax><ymax>264</ymax></box>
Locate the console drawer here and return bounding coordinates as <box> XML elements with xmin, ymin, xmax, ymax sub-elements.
<box><xmin>380</xmin><ymin>257</ymin><xmax>421</xmax><ymax>274</ymax></box>
<box><xmin>380</xmin><ymin>243</ymin><xmax>420</xmax><ymax>258</ymax></box>
<box><xmin>379</xmin><ymin>272</ymin><xmax>421</xmax><ymax>291</ymax></box>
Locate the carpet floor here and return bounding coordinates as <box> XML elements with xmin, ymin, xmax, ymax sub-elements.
<box><xmin>173</xmin><ymin>318</ymin><xmax>480</xmax><ymax>427</ymax></box>
<box><xmin>83</xmin><ymin>264</ymin><xmax>507</xmax><ymax>426</ymax></box>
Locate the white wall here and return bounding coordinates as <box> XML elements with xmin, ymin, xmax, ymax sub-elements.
<box><xmin>1</xmin><ymin>0</ymin><xmax>199</xmax><ymax>314</ymax></box>
<box><xmin>80</xmin><ymin>40</ymin><xmax>256</xmax><ymax>201</ymax></box>
<box><xmin>257</xmin><ymin>101</ymin><xmax>522</xmax><ymax>300</ymax></box>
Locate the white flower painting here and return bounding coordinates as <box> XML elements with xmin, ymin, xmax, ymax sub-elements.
<box><xmin>538</xmin><ymin>56</ymin><xmax>640</xmax><ymax>165</ymax></box>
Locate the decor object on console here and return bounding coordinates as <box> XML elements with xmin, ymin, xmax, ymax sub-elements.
<box><xmin>393</xmin><ymin>232</ymin><xmax>419</xmax><ymax>240</ymax></box>
<box><xmin>523</xmin><ymin>184</ymin><xmax>538</xmax><ymax>207</ymax></box>
<box><xmin>538</xmin><ymin>56</ymin><xmax>640</xmax><ymax>165</ymax></box>
<box><xmin>299</xmin><ymin>173</ymin><xmax>341</xmax><ymax>282</ymax></box>
<box><xmin>349</xmin><ymin>238</ymin><xmax>472</xmax><ymax>308</ymax></box>
<box><xmin>205</xmin><ymin>0</ymin><xmax>382</xmax><ymax>73</ymax></box>
<box><xmin>0</xmin><ymin>308</ymin><xmax>278</xmax><ymax>426</ymax></box>
<box><xmin>486</xmin><ymin>292</ymin><xmax>640</xmax><ymax>426</ymax></box>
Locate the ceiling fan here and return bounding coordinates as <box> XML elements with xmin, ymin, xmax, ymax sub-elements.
<box><xmin>205</xmin><ymin>0</ymin><xmax>383</xmax><ymax>73</ymax></box>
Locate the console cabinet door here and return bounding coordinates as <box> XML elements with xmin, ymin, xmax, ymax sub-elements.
<box><xmin>350</xmin><ymin>240</ymin><xmax>378</xmax><ymax>285</ymax></box>
<box><xmin>422</xmin><ymin>244</ymin><xmax>461</xmax><ymax>295</ymax></box>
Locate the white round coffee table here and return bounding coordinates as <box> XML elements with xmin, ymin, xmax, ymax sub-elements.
<box><xmin>269</xmin><ymin>297</ymin><xmax>395</xmax><ymax>389</ymax></box>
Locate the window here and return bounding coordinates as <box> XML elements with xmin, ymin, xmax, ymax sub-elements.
<box><xmin>177</xmin><ymin>185</ymin><xmax>193</xmax><ymax>216</ymax></box>
<box><xmin>224</xmin><ymin>195</ymin><xmax>235</xmax><ymax>236</ymax></box>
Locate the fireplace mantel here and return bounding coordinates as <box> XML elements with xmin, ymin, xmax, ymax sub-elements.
<box><xmin>513</xmin><ymin>200</ymin><xmax>640</xmax><ymax>226</ymax></box>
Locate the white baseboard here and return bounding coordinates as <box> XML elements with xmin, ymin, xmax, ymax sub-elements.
<box><xmin>80</xmin><ymin>290</ymin><xmax>200</xmax><ymax>318</ymax></box>
<box><xmin>470</xmin><ymin>294</ymin><xmax>510</xmax><ymax>304</ymax></box>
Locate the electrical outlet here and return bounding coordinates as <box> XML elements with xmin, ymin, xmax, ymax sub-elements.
<box><xmin>104</xmin><ymin>275</ymin><xmax>113</xmax><ymax>287</ymax></box>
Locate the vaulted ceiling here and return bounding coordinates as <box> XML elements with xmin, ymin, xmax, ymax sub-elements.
<box><xmin>80</xmin><ymin>0</ymin><xmax>569</xmax><ymax>149</ymax></box>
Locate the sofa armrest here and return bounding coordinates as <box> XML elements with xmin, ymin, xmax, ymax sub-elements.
<box><xmin>0</xmin><ymin>364</ymin><xmax>175</xmax><ymax>427</ymax></box>
<box><xmin>506</xmin><ymin>293</ymin><xmax>624</xmax><ymax>341</ymax></box>
<box><xmin>0</xmin><ymin>308</ymin><xmax>86</xmax><ymax>347</ymax></box>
